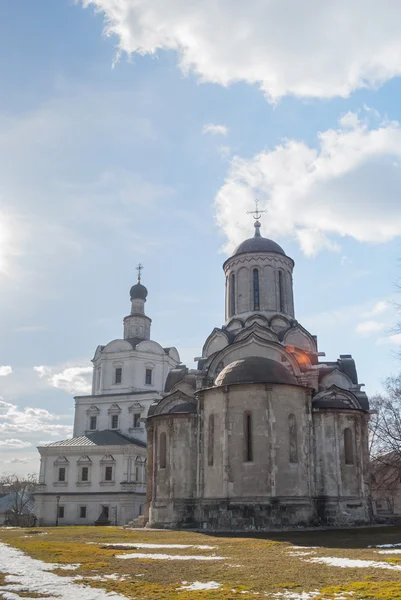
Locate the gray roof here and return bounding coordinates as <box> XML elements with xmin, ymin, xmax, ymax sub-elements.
<box><xmin>215</xmin><ymin>356</ymin><xmax>297</xmax><ymax>387</ymax></box>
<box><xmin>168</xmin><ymin>402</ymin><xmax>197</xmax><ymax>414</ymax></box>
<box><xmin>41</xmin><ymin>430</ymin><xmax>146</xmax><ymax>448</ymax></box>
<box><xmin>232</xmin><ymin>236</ymin><xmax>286</xmax><ymax>258</ymax></box>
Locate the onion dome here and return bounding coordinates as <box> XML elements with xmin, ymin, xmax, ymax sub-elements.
<box><xmin>215</xmin><ymin>356</ymin><xmax>297</xmax><ymax>387</ymax></box>
<box><xmin>232</xmin><ymin>220</ymin><xmax>286</xmax><ymax>257</ymax></box>
<box><xmin>130</xmin><ymin>282</ymin><xmax>148</xmax><ymax>301</ymax></box>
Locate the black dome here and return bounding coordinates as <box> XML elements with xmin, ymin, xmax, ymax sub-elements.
<box><xmin>130</xmin><ymin>282</ymin><xmax>148</xmax><ymax>300</ymax></box>
<box><xmin>233</xmin><ymin>237</ymin><xmax>285</xmax><ymax>257</ymax></box>
<box><xmin>215</xmin><ymin>356</ymin><xmax>297</xmax><ymax>387</ymax></box>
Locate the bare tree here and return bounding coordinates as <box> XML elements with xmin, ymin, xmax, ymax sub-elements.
<box><xmin>0</xmin><ymin>474</ymin><xmax>37</xmax><ymax>526</ymax></box>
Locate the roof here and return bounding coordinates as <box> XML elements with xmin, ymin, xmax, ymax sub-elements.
<box><xmin>232</xmin><ymin>236</ymin><xmax>286</xmax><ymax>258</ymax></box>
<box><xmin>168</xmin><ymin>402</ymin><xmax>197</xmax><ymax>414</ymax></box>
<box><xmin>41</xmin><ymin>430</ymin><xmax>146</xmax><ymax>448</ymax></box>
<box><xmin>215</xmin><ymin>356</ymin><xmax>297</xmax><ymax>387</ymax></box>
<box><xmin>0</xmin><ymin>492</ymin><xmax>35</xmax><ymax>515</ymax></box>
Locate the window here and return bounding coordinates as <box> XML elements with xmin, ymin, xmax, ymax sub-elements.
<box><xmin>133</xmin><ymin>413</ymin><xmax>141</xmax><ymax>428</ymax></box>
<box><xmin>79</xmin><ymin>506</ymin><xmax>87</xmax><ymax>519</ymax></box>
<box><xmin>58</xmin><ymin>506</ymin><xmax>65</xmax><ymax>519</ymax></box>
<box><xmin>344</xmin><ymin>428</ymin><xmax>354</xmax><ymax>465</ymax></box>
<box><xmin>159</xmin><ymin>432</ymin><xmax>167</xmax><ymax>469</ymax></box>
<box><xmin>289</xmin><ymin>414</ymin><xmax>298</xmax><ymax>463</ymax></box>
<box><xmin>58</xmin><ymin>467</ymin><xmax>66</xmax><ymax>482</ymax></box>
<box><xmin>135</xmin><ymin>465</ymin><xmax>140</xmax><ymax>481</ymax></box>
<box><xmin>278</xmin><ymin>270</ymin><xmax>284</xmax><ymax>313</ymax></box>
<box><xmin>208</xmin><ymin>414</ymin><xmax>215</xmax><ymax>466</ymax></box>
<box><xmin>89</xmin><ymin>416</ymin><xmax>97</xmax><ymax>430</ymax></box>
<box><xmin>244</xmin><ymin>412</ymin><xmax>253</xmax><ymax>462</ymax></box>
<box><xmin>81</xmin><ymin>466</ymin><xmax>89</xmax><ymax>482</ymax></box>
<box><xmin>229</xmin><ymin>273</ymin><xmax>236</xmax><ymax>317</ymax></box>
<box><xmin>114</xmin><ymin>367</ymin><xmax>122</xmax><ymax>384</ymax></box>
<box><xmin>145</xmin><ymin>369</ymin><xmax>152</xmax><ymax>385</ymax></box>
<box><xmin>105</xmin><ymin>466</ymin><xmax>113</xmax><ymax>481</ymax></box>
<box><xmin>101</xmin><ymin>505</ymin><xmax>109</xmax><ymax>519</ymax></box>
<box><xmin>253</xmin><ymin>269</ymin><xmax>260</xmax><ymax>311</ymax></box>
<box><xmin>96</xmin><ymin>368</ymin><xmax>101</xmax><ymax>390</ymax></box>
<box><xmin>111</xmin><ymin>414</ymin><xmax>119</xmax><ymax>429</ymax></box>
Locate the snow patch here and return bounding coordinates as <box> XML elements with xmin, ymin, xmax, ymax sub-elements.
<box><xmin>370</xmin><ymin>542</ymin><xmax>401</xmax><ymax>548</ymax></box>
<box><xmin>176</xmin><ymin>581</ymin><xmax>222</xmax><ymax>591</ymax></box>
<box><xmin>116</xmin><ymin>552</ymin><xmax>225</xmax><ymax>561</ymax></box>
<box><xmin>308</xmin><ymin>556</ymin><xmax>401</xmax><ymax>570</ymax></box>
<box><xmin>378</xmin><ymin>549</ymin><xmax>401</xmax><ymax>554</ymax></box>
<box><xmin>0</xmin><ymin>542</ymin><xmax>129</xmax><ymax>599</ymax></box>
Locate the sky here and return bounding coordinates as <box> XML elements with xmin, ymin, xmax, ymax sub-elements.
<box><xmin>1</xmin><ymin>0</ymin><xmax>401</xmax><ymax>475</ymax></box>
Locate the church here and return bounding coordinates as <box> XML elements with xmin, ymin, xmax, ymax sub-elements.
<box><xmin>35</xmin><ymin>214</ymin><xmax>370</xmax><ymax>529</ymax></box>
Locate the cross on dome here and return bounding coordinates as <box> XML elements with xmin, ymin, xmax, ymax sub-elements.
<box><xmin>246</xmin><ymin>199</ymin><xmax>267</xmax><ymax>238</ymax></box>
<box><xmin>136</xmin><ymin>262</ymin><xmax>144</xmax><ymax>283</ymax></box>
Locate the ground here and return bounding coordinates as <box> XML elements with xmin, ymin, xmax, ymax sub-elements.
<box><xmin>3</xmin><ymin>527</ymin><xmax>401</xmax><ymax>599</ymax></box>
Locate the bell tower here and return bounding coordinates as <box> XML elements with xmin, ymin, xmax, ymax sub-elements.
<box><xmin>123</xmin><ymin>263</ymin><xmax>152</xmax><ymax>340</ymax></box>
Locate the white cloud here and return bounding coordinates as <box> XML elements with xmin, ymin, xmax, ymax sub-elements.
<box><xmin>362</xmin><ymin>300</ymin><xmax>390</xmax><ymax>318</ymax></box>
<box><xmin>0</xmin><ymin>438</ymin><xmax>32</xmax><ymax>448</ymax></box>
<box><xmin>0</xmin><ymin>366</ymin><xmax>12</xmax><ymax>376</ymax></box>
<box><xmin>215</xmin><ymin>112</ymin><xmax>401</xmax><ymax>255</ymax></box>
<box><xmin>82</xmin><ymin>0</ymin><xmax>401</xmax><ymax>101</ymax></box>
<box><xmin>202</xmin><ymin>124</ymin><xmax>228</xmax><ymax>136</ymax></box>
<box><xmin>355</xmin><ymin>320</ymin><xmax>385</xmax><ymax>335</ymax></box>
<box><xmin>377</xmin><ymin>332</ymin><xmax>401</xmax><ymax>346</ymax></box>
<box><xmin>34</xmin><ymin>364</ymin><xmax>92</xmax><ymax>396</ymax></box>
<box><xmin>5</xmin><ymin>457</ymin><xmax>29</xmax><ymax>464</ymax></box>
<box><xmin>0</xmin><ymin>399</ymin><xmax>72</xmax><ymax>436</ymax></box>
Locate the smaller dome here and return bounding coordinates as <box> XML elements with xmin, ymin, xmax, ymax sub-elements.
<box><xmin>215</xmin><ymin>356</ymin><xmax>297</xmax><ymax>387</ymax></box>
<box><xmin>130</xmin><ymin>282</ymin><xmax>148</xmax><ymax>300</ymax></box>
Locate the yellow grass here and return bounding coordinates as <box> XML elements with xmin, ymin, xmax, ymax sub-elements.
<box><xmin>2</xmin><ymin>526</ymin><xmax>401</xmax><ymax>598</ymax></box>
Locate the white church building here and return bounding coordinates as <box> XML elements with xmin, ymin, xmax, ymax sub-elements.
<box><xmin>34</xmin><ymin>271</ymin><xmax>180</xmax><ymax>526</ymax></box>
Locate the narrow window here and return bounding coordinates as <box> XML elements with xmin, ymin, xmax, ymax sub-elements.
<box><xmin>81</xmin><ymin>466</ymin><xmax>89</xmax><ymax>482</ymax></box>
<box><xmin>289</xmin><ymin>414</ymin><xmax>298</xmax><ymax>463</ymax></box>
<box><xmin>101</xmin><ymin>505</ymin><xmax>109</xmax><ymax>519</ymax></box>
<box><xmin>135</xmin><ymin>465</ymin><xmax>140</xmax><ymax>481</ymax></box>
<box><xmin>278</xmin><ymin>270</ymin><xmax>285</xmax><ymax>313</ymax></box>
<box><xmin>111</xmin><ymin>414</ymin><xmax>119</xmax><ymax>429</ymax></box>
<box><xmin>159</xmin><ymin>432</ymin><xmax>167</xmax><ymax>469</ymax></box>
<box><xmin>133</xmin><ymin>413</ymin><xmax>141</xmax><ymax>428</ymax></box>
<box><xmin>58</xmin><ymin>506</ymin><xmax>65</xmax><ymax>519</ymax></box>
<box><xmin>89</xmin><ymin>416</ymin><xmax>97</xmax><ymax>430</ymax></box>
<box><xmin>58</xmin><ymin>467</ymin><xmax>66</xmax><ymax>482</ymax></box>
<box><xmin>115</xmin><ymin>367</ymin><xmax>122</xmax><ymax>384</ymax></box>
<box><xmin>145</xmin><ymin>369</ymin><xmax>152</xmax><ymax>385</ymax></box>
<box><xmin>244</xmin><ymin>412</ymin><xmax>253</xmax><ymax>462</ymax></box>
<box><xmin>344</xmin><ymin>428</ymin><xmax>354</xmax><ymax>465</ymax></box>
<box><xmin>253</xmin><ymin>268</ymin><xmax>260</xmax><ymax>311</ymax></box>
<box><xmin>79</xmin><ymin>506</ymin><xmax>87</xmax><ymax>519</ymax></box>
<box><xmin>105</xmin><ymin>466</ymin><xmax>113</xmax><ymax>481</ymax></box>
<box><xmin>97</xmin><ymin>368</ymin><xmax>101</xmax><ymax>390</ymax></box>
<box><xmin>208</xmin><ymin>414</ymin><xmax>215</xmax><ymax>466</ymax></box>
<box><xmin>229</xmin><ymin>273</ymin><xmax>236</xmax><ymax>317</ymax></box>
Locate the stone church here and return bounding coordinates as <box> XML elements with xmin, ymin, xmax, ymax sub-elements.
<box><xmin>144</xmin><ymin>218</ymin><xmax>371</xmax><ymax>530</ymax></box>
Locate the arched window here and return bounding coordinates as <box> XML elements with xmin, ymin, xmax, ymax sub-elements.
<box><xmin>229</xmin><ymin>273</ymin><xmax>236</xmax><ymax>316</ymax></box>
<box><xmin>244</xmin><ymin>411</ymin><xmax>253</xmax><ymax>462</ymax></box>
<box><xmin>159</xmin><ymin>432</ymin><xmax>167</xmax><ymax>469</ymax></box>
<box><xmin>278</xmin><ymin>270</ymin><xmax>285</xmax><ymax>313</ymax></box>
<box><xmin>289</xmin><ymin>414</ymin><xmax>298</xmax><ymax>463</ymax></box>
<box><xmin>344</xmin><ymin>428</ymin><xmax>354</xmax><ymax>465</ymax></box>
<box><xmin>253</xmin><ymin>268</ymin><xmax>260</xmax><ymax>311</ymax></box>
<box><xmin>208</xmin><ymin>414</ymin><xmax>214</xmax><ymax>466</ymax></box>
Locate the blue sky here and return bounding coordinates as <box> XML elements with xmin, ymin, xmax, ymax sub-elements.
<box><xmin>1</xmin><ymin>0</ymin><xmax>401</xmax><ymax>474</ymax></box>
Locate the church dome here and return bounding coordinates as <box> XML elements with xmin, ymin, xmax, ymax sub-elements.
<box><xmin>215</xmin><ymin>356</ymin><xmax>297</xmax><ymax>387</ymax></box>
<box><xmin>130</xmin><ymin>282</ymin><xmax>148</xmax><ymax>300</ymax></box>
<box><xmin>232</xmin><ymin>236</ymin><xmax>285</xmax><ymax>257</ymax></box>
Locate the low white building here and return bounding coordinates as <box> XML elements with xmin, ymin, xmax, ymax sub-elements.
<box><xmin>34</xmin><ymin>272</ymin><xmax>180</xmax><ymax>526</ymax></box>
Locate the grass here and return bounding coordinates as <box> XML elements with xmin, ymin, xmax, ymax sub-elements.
<box><xmin>2</xmin><ymin>526</ymin><xmax>401</xmax><ymax>598</ymax></box>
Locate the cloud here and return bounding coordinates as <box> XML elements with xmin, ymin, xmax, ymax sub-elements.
<box><xmin>202</xmin><ymin>124</ymin><xmax>228</xmax><ymax>136</ymax></box>
<box><xmin>34</xmin><ymin>364</ymin><xmax>92</xmax><ymax>395</ymax></box>
<box><xmin>355</xmin><ymin>320</ymin><xmax>385</xmax><ymax>335</ymax></box>
<box><xmin>14</xmin><ymin>325</ymin><xmax>47</xmax><ymax>333</ymax></box>
<box><xmin>377</xmin><ymin>332</ymin><xmax>401</xmax><ymax>346</ymax></box>
<box><xmin>215</xmin><ymin>111</ymin><xmax>401</xmax><ymax>255</ymax></box>
<box><xmin>362</xmin><ymin>300</ymin><xmax>390</xmax><ymax>318</ymax></box>
<box><xmin>82</xmin><ymin>0</ymin><xmax>401</xmax><ymax>101</ymax></box>
<box><xmin>5</xmin><ymin>457</ymin><xmax>29</xmax><ymax>464</ymax></box>
<box><xmin>0</xmin><ymin>399</ymin><xmax>72</xmax><ymax>436</ymax></box>
<box><xmin>0</xmin><ymin>438</ymin><xmax>32</xmax><ymax>448</ymax></box>
<box><xmin>0</xmin><ymin>366</ymin><xmax>12</xmax><ymax>376</ymax></box>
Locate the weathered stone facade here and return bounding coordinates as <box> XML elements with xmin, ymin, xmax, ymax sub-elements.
<box><xmin>145</xmin><ymin>223</ymin><xmax>371</xmax><ymax>531</ymax></box>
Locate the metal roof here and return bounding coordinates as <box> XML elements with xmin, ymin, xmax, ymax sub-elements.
<box><xmin>41</xmin><ymin>430</ymin><xmax>146</xmax><ymax>448</ymax></box>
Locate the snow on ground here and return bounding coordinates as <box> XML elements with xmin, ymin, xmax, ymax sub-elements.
<box><xmin>378</xmin><ymin>549</ymin><xmax>401</xmax><ymax>554</ymax></box>
<box><xmin>0</xmin><ymin>542</ymin><xmax>129</xmax><ymax>600</ymax></box>
<box><xmin>307</xmin><ymin>555</ymin><xmax>401</xmax><ymax>570</ymax></box>
<box><xmin>369</xmin><ymin>542</ymin><xmax>401</xmax><ymax>548</ymax></box>
<box><xmin>93</xmin><ymin>543</ymin><xmax>216</xmax><ymax>550</ymax></box>
<box><xmin>176</xmin><ymin>581</ymin><xmax>222</xmax><ymax>591</ymax></box>
<box><xmin>116</xmin><ymin>552</ymin><xmax>225</xmax><ymax>561</ymax></box>
<box><xmin>271</xmin><ymin>592</ymin><xmax>321</xmax><ymax>599</ymax></box>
